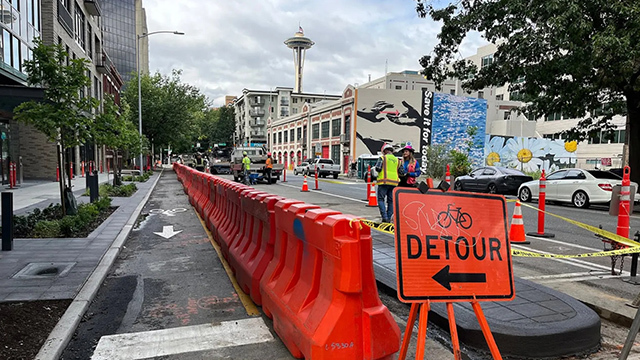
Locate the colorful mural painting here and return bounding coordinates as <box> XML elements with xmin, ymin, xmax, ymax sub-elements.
<box><xmin>354</xmin><ymin>89</ymin><xmax>487</xmax><ymax>170</ymax></box>
<box><xmin>484</xmin><ymin>135</ymin><xmax>579</xmax><ymax>174</ymax></box>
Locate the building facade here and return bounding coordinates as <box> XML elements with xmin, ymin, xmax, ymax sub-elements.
<box><xmin>101</xmin><ymin>0</ymin><xmax>146</xmax><ymax>83</ymax></box>
<box><xmin>232</xmin><ymin>87</ymin><xmax>341</xmax><ymax>145</ymax></box>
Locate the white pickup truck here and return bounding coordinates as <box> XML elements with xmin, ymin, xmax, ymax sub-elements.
<box><xmin>310</xmin><ymin>158</ymin><xmax>341</xmax><ymax>179</ymax></box>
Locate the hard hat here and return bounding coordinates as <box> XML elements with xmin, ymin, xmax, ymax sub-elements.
<box><xmin>401</xmin><ymin>144</ymin><xmax>415</xmax><ymax>153</ymax></box>
<box><xmin>382</xmin><ymin>144</ymin><xmax>394</xmax><ymax>152</ymax></box>
<box><xmin>243</xmin><ymin>151</ymin><xmax>248</xmax><ymax>156</ymax></box>
<box><xmin>267</xmin><ymin>152</ymin><xmax>272</xmax><ymax>156</ymax></box>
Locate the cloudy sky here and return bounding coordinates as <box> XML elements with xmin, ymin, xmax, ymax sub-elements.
<box><xmin>144</xmin><ymin>0</ymin><xmax>487</xmax><ymax>107</ymax></box>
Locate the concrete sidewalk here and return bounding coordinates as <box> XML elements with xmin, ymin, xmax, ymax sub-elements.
<box><xmin>0</xmin><ymin>172</ymin><xmax>113</xmax><ymax>217</ymax></box>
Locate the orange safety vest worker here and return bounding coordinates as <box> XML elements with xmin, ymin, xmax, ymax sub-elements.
<box><xmin>266</xmin><ymin>157</ymin><xmax>273</xmax><ymax>169</ymax></box>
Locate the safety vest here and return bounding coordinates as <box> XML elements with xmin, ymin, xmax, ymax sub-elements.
<box><xmin>266</xmin><ymin>158</ymin><xmax>273</xmax><ymax>169</ymax></box>
<box><xmin>377</xmin><ymin>154</ymin><xmax>399</xmax><ymax>186</ymax></box>
<box><xmin>195</xmin><ymin>158</ymin><xmax>205</xmax><ymax>167</ymax></box>
<box><xmin>242</xmin><ymin>156</ymin><xmax>251</xmax><ymax>170</ymax></box>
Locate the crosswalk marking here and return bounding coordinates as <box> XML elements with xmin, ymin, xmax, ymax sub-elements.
<box><xmin>91</xmin><ymin>318</ymin><xmax>273</xmax><ymax>359</ymax></box>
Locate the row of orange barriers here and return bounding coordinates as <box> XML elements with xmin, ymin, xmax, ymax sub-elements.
<box><xmin>174</xmin><ymin>163</ymin><xmax>400</xmax><ymax>359</ymax></box>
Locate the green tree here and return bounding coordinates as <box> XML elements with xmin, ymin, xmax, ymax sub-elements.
<box><xmin>122</xmin><ymin>70</ymin><xmax>208</xmax><ymax>156</ymax></box>
<box><xmin>93</xmin><ymin>95</ymin><xmax>142</xmax><ymax>185</ymax></box>
<box><xmin>14</xmin><ymin>39</ymin><xmax>98</xmax><ymax>215</ymax></box>
<box><xmin>416</xmin><ymin>0</ymin><xmax>640</xmax><ymax>183</ymax></box>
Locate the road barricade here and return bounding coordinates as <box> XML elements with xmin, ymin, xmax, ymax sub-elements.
<box><xmin>201</xmin><ymin>175</ymin><xmax>217</xmax><ymax>224</ymax></box>
<box><xmin>194</xmin><ymin>174</ymin><xmax>209</xmax><ymax>216</ymax></box>
<box><xmin>234</xmin><ymin>194</ymin><xmax>288</xmax><ymax>305</ymax></box>
<box><xmin>260</xmin><ymin>201</ymin><xmax>400</xmax><ymax>359</ymax></box>
<box><xmin>228</xmin><ymin>189</ymin><xmax>266</xmax><ymax>273</ymax></box>
<box><xmin>218</xmin><ymin>183</ymin><xmax>246</xmax><ymax>260</ymax></box>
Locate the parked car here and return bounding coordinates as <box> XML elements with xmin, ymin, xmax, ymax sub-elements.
<box><xmin>310</xmin><ymin>158</ymin><xmax>341</xmax><ymax>179</ymax></box>
<box><xmin>293</xmin><ymin>162</ymin><xmax>310</xmax><ymax>175</ymax></box>
<box><xmin>517</xmin><ymin>168</ymin><xmax>639</xmax><ymax>209</ymax></box>
<box><xmin>453</xmin><ymin>166</ymin><xmax>533</xmax><ymax>195</ymax></box>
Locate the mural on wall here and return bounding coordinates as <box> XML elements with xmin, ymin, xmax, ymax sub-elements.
<box><xmin>484</xmin><ymin>135</ymin><xmax>579</xmax><ymax>174</ymax></box>
<box><xmin>354</xmin><ymin>89</ymin><xmax>487</xmax><ymax>171</ymax></box>
<box><xmin>430</xmin><ymin>93</ymin><xmax>487</xmax><ymax>168</ymax></box>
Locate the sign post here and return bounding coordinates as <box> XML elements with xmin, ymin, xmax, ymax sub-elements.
<box><xmin>394</xmin><ymin>188</ymin><xmax>513</xmax><ymax>360</ymax></box>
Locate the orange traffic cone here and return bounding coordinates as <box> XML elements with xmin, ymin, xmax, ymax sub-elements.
<box><xmin>301</xmin><ymin>175</ymin><xmax>309</xmax><ymax>192</ymax></box>
<box><xmin>509</xmin><ymin>201</ymin><xmax>530</xmax><ymax>244</ymax></box>
<box><xmin>366</xmin><ymin>182</ymin><xmax>378</xmax><ymax>207</ymax></box>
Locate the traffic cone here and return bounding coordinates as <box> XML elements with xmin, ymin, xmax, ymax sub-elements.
<box><xmin>509</xmin><ymin>201</ymin><xmax>530</xmax><ymax>244</ymax></box>
<box><xmin>301</xmin><ymin>175</ymin><xmax>309</xmax><ymax>192</ymax></box>
<box><xmin>366</xmin><ymin>182</ymin><xmax>378</xmax><ymax>207</ymax></box>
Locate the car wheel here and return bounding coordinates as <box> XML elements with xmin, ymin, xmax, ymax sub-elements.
<box><xmin>488</xmin><ymin>183</ymin><xmax>498</xmax><ymax>194</ymax></box>
<box><xmin>454</xmin><ymin>181</ymin><xmax>463</xmax><ymax>191</ymax></box>
<box><xmin>333</xmin><ymin>173</ymin><xmax>338</xmax><ymax>179</ymax></box>
<box><xmin>294</xmin><ymin>170</ymin><xmax>298</xmax><ymax>175</ymax></box>
<box><xmin>572</xmin><ymin>190</ymin><xmax>590</xmax><ymax>209</ymax></box>
<box><xmin>519</xmin><ymin>187</ymin><xmax>532</xmax><ymax>202</ymax></box>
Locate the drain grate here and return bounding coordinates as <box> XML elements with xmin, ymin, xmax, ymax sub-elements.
<box><xmin>13</xmin><ymin>262</ymin><xmax>76</xmax><ymax>279</ymax></box>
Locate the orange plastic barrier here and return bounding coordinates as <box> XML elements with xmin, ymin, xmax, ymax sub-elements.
<box><xmin>228</xmin><ymin>189</ymin><xmax>266</xmax><ymax>273</ymax></box>
<box><xmin>234</xmin><ymin>193</ymin><xmax>286</xmax><ymax>305</ymax></box>
<box><xmin>172</xmin><ymin>164</ymin><xmax>400</xmax><ymax>359</ymax></box>
<box><xmin>260</xmin><ymin>201</ymin><xmax>400</xmax><ymax>359</ymax></box>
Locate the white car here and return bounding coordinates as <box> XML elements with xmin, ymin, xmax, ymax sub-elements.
<box><xmin>517</xmin><ymin>169</ymin><xmax>639</xmax><ymax>209</ymax></box>
<box><xmin>293</xmin><ymin>162</ymin><xmax>310</xmax><ymax>175</ymax></box>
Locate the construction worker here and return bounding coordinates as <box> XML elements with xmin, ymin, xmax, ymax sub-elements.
<box><xmin>242</xmin><ymin>151</ymin><xmax>251</xmax><ymax>184</ymax></box>
<box><xmin>375</xmin><ymin>144</ymin><xmax>403</xmax><ymax>223</ymax></box>
<box><xmin>265</xmin><ymin>152</ymin><xmax>273</xmax><ymax>184</ymax></box>
<box><xmin>194</xmin><ymin>153</ymin><xmax>206</xmax><ymax>172</ymax></box>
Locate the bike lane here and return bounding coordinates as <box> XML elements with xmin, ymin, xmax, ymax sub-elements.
<box><xmin>61</xmin><ymin>169</ymin><xmax>294</xmax><ymax>359</ymax></box>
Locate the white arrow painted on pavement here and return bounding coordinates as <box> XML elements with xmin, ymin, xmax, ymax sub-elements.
<box><xmin>154</xmin><ymin>226</ymin><xmax>183</xmax><ymax>239</ymax></box>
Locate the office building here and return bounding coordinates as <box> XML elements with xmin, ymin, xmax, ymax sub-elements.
<box><xmin>101</xmin><ymin>0</ymin><xmax>146</xmax><ymax>84</ymax></box>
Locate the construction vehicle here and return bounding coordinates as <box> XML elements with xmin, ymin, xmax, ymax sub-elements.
<box><xmin>229</xmin><ymin>145</ymin><xmax>284</xmax><ymax>183</ymax></box>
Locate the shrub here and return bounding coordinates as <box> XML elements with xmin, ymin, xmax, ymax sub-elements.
<box><xmin>449</xmin><ymin>149</ymin><xmax>473</xmax><ymax>178</ymax></box>
<box><xmin>32</xmin><ymin>221</ymin><xmax>61</xmax><ymax>238</ymax></box>
<box><xmin>91</xmin><ymin>184</ymin><xmax>137</xmax><ymax>197</ymax></box>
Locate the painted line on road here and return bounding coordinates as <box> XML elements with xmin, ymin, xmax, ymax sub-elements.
<box><xmin>279</xmin><ymin>183</ymin><xmax>367</xmax><ymax>203</ymax></box>
<box><xmin>91</xmin><ymin>317</ymin><xmax>274</xmax><ymax>359</ymax></box>
<box><xmin>536</xmin><ymin>274</ymin><xmax>620</xmax><ymax>284</ymax></box>
<box><xmin>521</xmin><ymin>271</ymin><xmax>610</xmax><ymax>280</ymax></box>
<box><xmin>526</xmin><ymin>235</ymin><xmax>603</xmax><ymax>252</ymax></box>
<box><xmin>512</xmin><ymin>244</ymin><xmax>630</xmax><ymax>276</ymax></box>
<box><xmin>195</xmin><ymin>212</ymin><xmax>260</xmax><ymax>316</ymax></box>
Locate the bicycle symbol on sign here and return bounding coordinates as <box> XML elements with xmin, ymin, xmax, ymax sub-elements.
<box><xmin>437</xmin><ymin>204</ymin><xmax>473</xmax><ymax>229</ymax></box>
<box><xmin>149</xmin><ymin>208</ymin><xmax>188</xmax><ymax>217</ymax></box>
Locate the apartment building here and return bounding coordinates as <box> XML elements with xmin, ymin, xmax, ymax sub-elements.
<box><xmin>232</xmin><ymin>87</ymin><xmax>341</xmax><ymax>145</ymax></box>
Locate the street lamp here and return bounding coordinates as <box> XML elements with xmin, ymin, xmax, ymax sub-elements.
<box><xmin>137</xmin><ymin>30</ymin><xmax>184</xmax><ymax>172</ymax></box>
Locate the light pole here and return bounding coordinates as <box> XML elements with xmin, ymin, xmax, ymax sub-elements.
<box><xmin>137</xmin><ymin>30</ymin><xmax>184</xmax><ymax>172</ymax></box>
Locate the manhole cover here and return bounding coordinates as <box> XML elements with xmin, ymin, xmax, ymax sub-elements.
<box><xmin>13</xmin><ymin>262</ymin><xmax>76</xmax><ymax>279</ymax></box>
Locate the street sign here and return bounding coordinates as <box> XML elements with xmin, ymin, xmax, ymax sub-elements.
<box><xmin>393</xmin><ymin>189</ymin><xmax>514</xmax><ymax>302</ymax></box>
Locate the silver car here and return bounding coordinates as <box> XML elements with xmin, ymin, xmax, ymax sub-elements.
<box><xmin>518</xmin><ymin>169</ymin><xmax>639</xmax><ymax>209</ymax></box>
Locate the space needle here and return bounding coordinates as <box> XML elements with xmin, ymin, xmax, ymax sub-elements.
<box><xmin>284</xmin><ymin>26</ymin><xmax>315</xmax><ymax>93</ymax></box>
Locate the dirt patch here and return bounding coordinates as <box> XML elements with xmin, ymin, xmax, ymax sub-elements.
<box><xmin>0</xmin><ymin>300</ymin><xmax>71</xmax><ymax>360</ymax></box>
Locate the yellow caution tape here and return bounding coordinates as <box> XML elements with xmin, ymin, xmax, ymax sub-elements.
<box><xmin>359</xmin><ymin>217</ymin><xmax>640</xmax><ymax>259</ymax></box>
<box><xmin>516</xmin><ymin>201</ymin><xmax>640</xmax><ymax>248</ymax></box>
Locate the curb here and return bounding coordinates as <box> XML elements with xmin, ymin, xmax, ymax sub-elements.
<box><xmin>34</xmin><ymin>169</ymin><xmax>164</xmax><ymax>360</ymax></box>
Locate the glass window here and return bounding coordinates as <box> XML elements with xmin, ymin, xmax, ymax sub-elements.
<box><xmin>546</xmin><ymin>170</ymin><xmax>567</xmax><ymax>180</ymax></box>
<box><xmin>2</xmin><ymin>30</ymin><xmax>11</xmax><ymax>66</ymax></box>
<box><xmin>471</xmin><ymin>168</ymin><xmax>484</xmax><ymax>177</ymax></box>
<box><xmin>478</xmin><ymin>91</ymin><xmax>484</xmax><ymax>99</ymax></box>
<box><xmin>278</xmin><ymin>132</ymin><xmax>282</xmax><ymax>144</ymax></box>
<box><xmin>331</xmin><ymin>145</ymin><xmax>340</xmax><ymax>163</ymax></box>
<box><xmin>12</xmin><ymin>35</ymin><xmax>20</xmax><ymax>70</ymax></box>
<box><xmin>297</xmin><ymin>127</ymin><xmax>301</xmax><ymax>140</ymax></box>
<box><xmin>312</xmin><ymin>124</ymin><xmax>319</xmax><ymax>139</ymax></box>
<box><xmin>284</xmin><ymin>130</ymin><xmax>288</xmax><ymax>143</ymax></box>
<box><xmin>273</xmin><ymin>133</ymin><xmax>276</xmax><ymax>144</ymax></box>
<box><xmin>321</xmin><ymin>121</ymin><xmax>329</xmax><ymax>138</ymax></box>
<box><xmin>565</xmin><ymin>170</ymin><xmax>586</xmax><ymax>180</ymax></box>
<box><xmin>482</xmin><ymin>168</ymin><xmax>496</xmax><ymax>175</ymax></box>
<box><xmin>290</xmin><ymin>129</ymin><xmax>294</xmax><ymax>142</ymax></box>
<box><xmin>481</xmin><ymin>54</ymin><xmax>494</xmax><ymax>68</ymax></box>
<box><xmin>331</xmin><ymin>119</ymin><xmax>340</xmax><ymax>137</ymax></box>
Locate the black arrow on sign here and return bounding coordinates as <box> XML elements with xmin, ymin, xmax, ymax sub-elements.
<box><xmin>432</xmin><ymin>265</ymin><xmax>487</xmax><ymax>290</ymax></box>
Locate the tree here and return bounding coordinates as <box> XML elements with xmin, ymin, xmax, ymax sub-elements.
<box><xmin>14</xmin><ymin>39</ymin><xmax>98</xmax><ymax>215</ymax></box>
<box><xmin>416</xmin><ymin>0</ymin><xmax>640</xmax><ymax>183</ymax></box>
<box><xmin>93</xmin><ymin>95</ymin><xmax>142</xmax><ymax>185</ymax></box>
<box><xmin>122</xmin><ymin>70</ymin><xmax>208</xmax><ymax>156</ymax></box>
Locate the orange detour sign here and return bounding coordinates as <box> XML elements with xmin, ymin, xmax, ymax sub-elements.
<box><xmin>393</xmin><ymin>188</ymin><xmax>514</xmax><ymax>302</ymax></box>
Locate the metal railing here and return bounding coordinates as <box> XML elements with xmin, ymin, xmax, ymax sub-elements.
<box><xmin>57</xmin><ymin>1</ymin><xmax>74</xmax><ymax>36</ymax></box>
